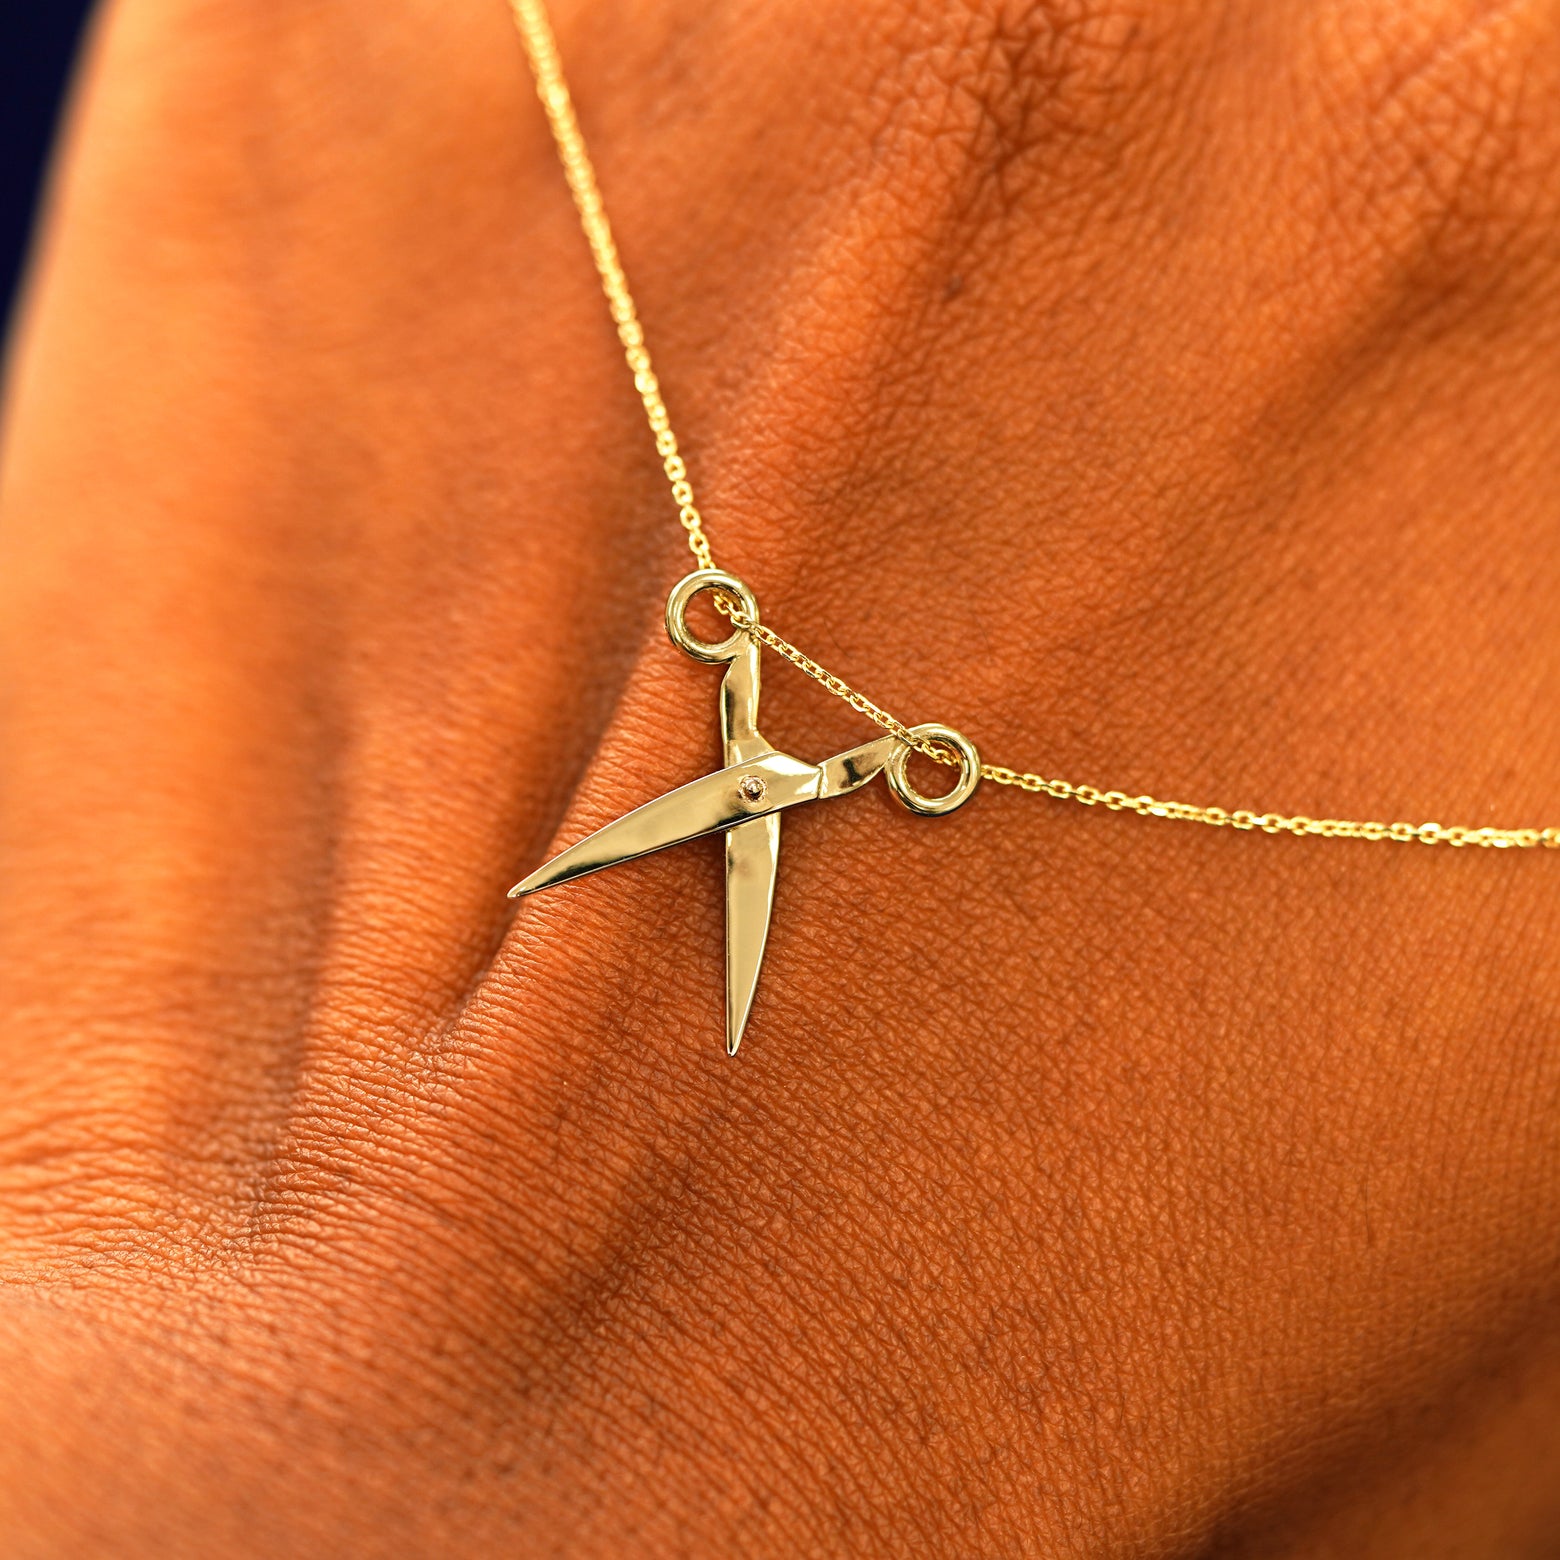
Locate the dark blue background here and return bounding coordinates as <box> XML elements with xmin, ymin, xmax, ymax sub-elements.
<box><xmin>3</xmin><ymin>4</ymin><xmax>96</xmax><ymax>336</ymax></box>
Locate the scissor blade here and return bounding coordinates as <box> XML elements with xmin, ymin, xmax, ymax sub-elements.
<box><xmin>721</xmin><ymin>638</ymin><xmax>764</xmax><ymax>756</ymax></box>
<box><xmin>725</xmin><ymin>814</ymin><xmax>780</xmax><ymax>1056</ymax></box>
<box><xmin>509</xmin><ymin>750</ymin><xmax>821</xmax><ymax>898</ymax></box>
<box><xmin>817</xmin><ymin>735</ymin><xmax>900</xmax><ymax>798</ymax></box>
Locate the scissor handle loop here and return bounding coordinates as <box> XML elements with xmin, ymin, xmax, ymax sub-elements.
<box><xmin>886</xmin><ymin>723</ymin><xmax>982</xmax><ymax>817</ymax></box>
<box><xmin>665</xmin><ymin>570</ymin><xmax>759</xmax><ymax>663</ymax></box>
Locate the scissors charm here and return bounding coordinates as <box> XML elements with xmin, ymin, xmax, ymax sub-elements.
<box><xmin>509</xmin><ymin>570</ymin><xmax>981</xmax><ymax>1053</ymax></box>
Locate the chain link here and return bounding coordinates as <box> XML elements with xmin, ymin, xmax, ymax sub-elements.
<box><xmin>508</xmin><ymin>0</ymin><xmax>713</xmax><ymax>571</ymax></box>
<box><xmin>507</xmin><ymin>0</ymin><xmax>1557</xmax><ymax>851</ymax></box>
<box><xmin>729</xmin><ymin>611</ymin><xmax>1560</xmax><ymax>847</ymax></box>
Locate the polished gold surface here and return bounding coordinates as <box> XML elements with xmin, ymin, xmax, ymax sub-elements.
<box><xmin>665</xmin><ymin>568</ymin><xmax>756</xmax><ymax>664</ymax></box>
<box><xmin>886</xmin><ymin>724</ymin><xmax>982</xmax><ymax>819</ymax></box>
<box><xmin>506</xmin><ymin>0</ymin><xmax>1557</xmax><ymax>848</ymax></box>
<box><xmin>711</xmin><ymin>597</ymin><xmax>781</xmax><ymax>1057</ymax></box>
<box><xmin>507</xmin><ymin>747</ymin><xmax>826</xmax><ymax>897</ymax></box>
<box><xmin>512</xmin><ymin>573</ymin><xmax>976</xmax><ymax>1050</ymax></box>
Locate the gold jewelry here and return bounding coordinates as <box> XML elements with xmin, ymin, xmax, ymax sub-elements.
<box><xmin>511</xmin><ymin>569</ymin><xmax>978</xmax><ymax>1051</ymax></box>
<box><xmin>506</xmin><ymin>0</ymin><xmax>1556</xmax><ymax>854</ymax></box>
<box><xmin>503</xmin><ymin>0</ymin><xmax>1556</xmax><ymax>1047</ymax></box>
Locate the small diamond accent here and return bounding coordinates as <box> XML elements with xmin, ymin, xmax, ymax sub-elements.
<box><xmin>738</xmin><ymin>774</ymin><xmax>767</xmax><ymax>804</ymax></box>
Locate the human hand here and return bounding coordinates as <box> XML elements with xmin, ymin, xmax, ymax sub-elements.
<box><xmin>2</xmin><ymin>0</ymin><xmax>1559</xmax><ymax>1552</ymax></box>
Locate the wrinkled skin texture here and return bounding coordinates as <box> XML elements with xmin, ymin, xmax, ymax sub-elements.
<box><xmin>2</xmin><ymin>0</ymin><xmax>1560</xmax><ymax>1553</ymax></box>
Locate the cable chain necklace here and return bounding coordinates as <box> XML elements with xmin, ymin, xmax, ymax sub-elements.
<box><xmin>506</xmin><ymin>0</ymin><xmax>1557</xmax><ymax>854</ymax></box>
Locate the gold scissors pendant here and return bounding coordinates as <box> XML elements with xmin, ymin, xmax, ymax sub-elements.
<box><xmin>509</xmin><ymin>571</ymin><xmax>981</xmax><ymax>1054</ymax></box>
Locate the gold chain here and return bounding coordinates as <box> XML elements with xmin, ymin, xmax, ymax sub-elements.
<box><xmin>508</xmin><ymin>0</ymin><xmax>713</xmax><ymax>572</ymax></box>
<box><xmin>506</xmin><ymin>0</ymin><xmax>1558</xmax><ymax>851</ymax></box>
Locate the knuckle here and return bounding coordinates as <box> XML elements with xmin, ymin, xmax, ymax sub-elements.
<box><xmin>869</xmin><ymin>0</ymin><xmax>1200</xmax><ymax>231</ymax></box>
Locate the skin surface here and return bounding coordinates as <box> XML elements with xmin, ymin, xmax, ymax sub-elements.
<box><xmin>2</xmin><ymin>0</ymin><xmax>1559</xmax><ymax>1553</ymax></box>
